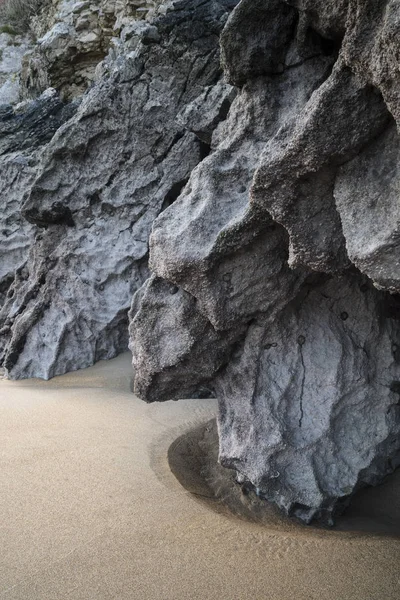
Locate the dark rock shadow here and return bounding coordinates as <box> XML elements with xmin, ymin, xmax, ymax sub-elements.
<box><xmin>168</xmin><ymin>419</ymin><xmax>400</xmax><ymax>539</ymax></box>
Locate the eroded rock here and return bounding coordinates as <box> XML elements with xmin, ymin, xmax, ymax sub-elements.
<box><xmin>21</xmin><ymin>0</ymin><xmax>166</xmax><ymax>100</ymax></box>
<box><xmin>215</xmin><ymin>272</ymin><xmax>400</xmax><ymax>523</ymax></box>
<box><xmin>0</xmin><ymin>0</ymin><xmax>239</xmax><ymax>379</ymax></box>
<box><xmin>130</xmin><ymin>0</ymin><xmax>400</xmax><ymax>523</ymax></box>
<box><xmin>0</xmin><ymin>89</ymin><xmax>76</xmax><ymax>307</ymax></box>
<box><xmin>1</xmin><ymin>0</ymin><xmax>400</xmax><ymax>524</ymax></box>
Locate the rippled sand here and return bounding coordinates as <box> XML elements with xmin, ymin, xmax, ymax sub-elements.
<box><xmin>0</xmin><ymin>353</ymin><xmax>399</xmax><ymax>599</ymax></box>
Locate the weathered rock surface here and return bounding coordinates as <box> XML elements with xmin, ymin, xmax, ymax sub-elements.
<box><xmin>335</xmin><ymin>122</ymin><xmax>400</xmax><ymax>293</ymax></box>
<box><xmin>21</xmin><ymin>0</ymin><xmax>165</xmax><ymax>100</ymax></box>
<box><xmin>130</xmin><ymin>0</ymin><xmax>400</xmax><ymax>523</ymax></box>
<box><xmin>0</xmin><ymin>32</ymin><xmax>32</xmax><ymax>105</ymax></box>
<box><xmin>1</xmin><ymin>0</ymin><xmax>400</xmax><ymax>524</ymax></box>
<box><xmin>0</xmin><ymin>89</ymin><xmax>76</xmax><ymax>307</ymax></box>
<box><xmin>0</xmin><ymin>0</ymin><xmax>238</xmax><ymax>379</ymax></box>
<box><xmin>215</xmin><ymin>273</ymin><xmax>400</xmax><ymax>523</ymax></box>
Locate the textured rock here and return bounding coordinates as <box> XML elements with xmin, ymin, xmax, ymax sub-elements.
<box><xmin>130</xmin><ymin>0</ymin><xmax>400</xmax><ymax>523</ymax></box>
<box><xmin>2</xmin><ymin>0</ymin><xmax>400</xmax><ymax>524</ymax></box>
<box><xmin>0</xmin><ymin>32</ymin><xmax>32</xmax><ymax>105</ymax></box>
<box><xmin>335</xmin><ymin>121</ymin><xmax>400</xmax><ymax>293</ymax></box>
<box><xmin>215</xmin><ymin>272</ymin><xmax>400</xmax><ymax>523</ymax></box>
<box><xmin>0</xmin><ymin>89</ymin><xmax>76</xmax><ymax>307</ymax></box>
<box><xmin>22</xmin><ymin>0</ymin><xmax>114</xmax><ymax>100</ymax></box>
<box><xmin>21</xmin><ymin>0</ymin><xmax>165</xmax><ymax>99</ymax></box>
<box><xmin>0</xmin><ymin>0</ymin><xmax>239</xmax><ymax>379</ymax></box>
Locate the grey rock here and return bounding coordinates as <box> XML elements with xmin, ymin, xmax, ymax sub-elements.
<box><xmin>130</xmin><ymin>0</ymin><xmax>400</xmax><ymax>522</ymax></box>
<box><xmin>341</xmin><ymin>0</ymin><xmax>400</xmax><ymax>126</ymax></box>
<box><xmin>215</xmin><ymin>273</ymin><xmax>400</xmax><ymax>524</ymax></box>
<box><xmin>0</xmin><ymin>89</ymin><xmax>75</xmax><ymax>307</ymax></box>
<box><xmin>147</xmin><ymin>54</ymin><xmax>331</xmax><ymax>330</ymax></box>
<box><xmin>2</xmin><ymin>0</ymin><xmax>400</xmax><ymax>524</ymax></box>
<box><xmin>0</xmin><ymin>0</ymin><xmax>239</xmax><ymax>379</ymax></box>
<box><xmin>129</xmin><ymin>275</ymin><xmax>246</xmax><ymax>402</ymax></box>
<box><xmin>335</xmin><ymin>121</ymin><xmax>400</xmax><ymax>293</ymax></box>
<box><xmin>220</xmin><ymin>0</ymin><xmax>297</xmax><ymax>86</ymax></box>
<box><xmin>0</xmin><ymin>32</ymin><xmax>33</xmax><ymax>106</ymax></box>
<box><xmin>284</xmin><ymin>0</ymin><xmax>349</xmax><ymax>40</ymax></box>
<box><xmin>251</xmin><ymin>61</ymin><xmax>390</xmax><ymax>274</ymax></box>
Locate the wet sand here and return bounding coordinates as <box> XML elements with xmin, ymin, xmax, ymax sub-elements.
<box><xmin>0</xmin><ymin>353</ymin><xmax>399</xmax><ymax>600</ymax></box>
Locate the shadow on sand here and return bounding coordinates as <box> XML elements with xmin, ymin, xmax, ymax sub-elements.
<box><xmin>168</xmin><ymin>419</ymin><xmax>400</xmax><ymax>540</ymax></box>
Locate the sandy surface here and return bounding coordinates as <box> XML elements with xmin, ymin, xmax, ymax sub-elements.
<box><xmin>0</xmin><ymin>353</ymin><xmax>399</xmax><ymax>600</ymax></box>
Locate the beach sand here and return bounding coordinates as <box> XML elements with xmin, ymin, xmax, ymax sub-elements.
<box><xmin>0</xmin><ymin>353</ymin><xmax>399</xmax><ymax>600</ymax></box>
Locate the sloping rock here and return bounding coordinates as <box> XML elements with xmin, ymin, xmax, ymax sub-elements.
<box><xmin>130</xmin><ymin>0</ymin><xmax>400</xmax><ymax>523</ymax></box>
<box><xmin>0</xmin><ymin>0</ymin><xmax>239</xmax><ymax>379</ymax></box>
<box><xmin>0</xmin><ymin>89</ymin><xmax>76</xmax><ymax>307</ymax></box>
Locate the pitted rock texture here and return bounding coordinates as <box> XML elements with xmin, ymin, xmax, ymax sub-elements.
<box><xmin>131</xmin><ymin>0</ymin><xmax>400</xmax><ymax>522</ymax></box>
<box><xmin>335</xmin><ymin>121</ymin><xmax>400</xmax><ymax>293</ymax></box>
<box><xmin>0</xmin><ymin>89</ymin><xmax>76</xmax><ymax>307</ymax></box>
<box><xmin>0</xmin><ymin>0</ymin><xmax>238</xmax><ymax>379</ymax></box>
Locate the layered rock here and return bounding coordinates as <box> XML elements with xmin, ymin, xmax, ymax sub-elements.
<box><xmin>21</xmin><ymin>0</ymin><xmax>165</xmax><ymax>99</ymax></box>
<box><xmin>0</xmin><ymin>0</ymin><xmax>238</xmax><ymax>379</ymax></box>
<box><xmin>130</xmin><ymin>0</ymin><xmax>400</xmax><ymax>523</ymax></box>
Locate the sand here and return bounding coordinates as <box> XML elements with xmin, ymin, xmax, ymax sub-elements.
<box><xmin>0</xmin><ymin>353</ymin><xmax>399</xmax><ymax>600</ymax></box>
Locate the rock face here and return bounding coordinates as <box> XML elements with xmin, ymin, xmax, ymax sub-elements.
<box><xmin>1</xmin><ymin>0</ymin><xmax>400</xmax><ymax>524</ymax></box>
<box><xmin>21</xmin><ymin>0</ymin><xmax>165</xmax><ymax>100</ymax></box>
<box><xmin>0</xmin><ymin>0</ymin><xmax>238</xmax><ymax>379</ymax></box>
<box><xmin>0</xmin><ymin>32</ymin><xmax>32</xmax><ymax>105</ymax></box>
<box><xmin>130</xmin><ymin>0</ymin><xmax>400</xmax><ymax>523</ymax></box>
<box><xmin>0</xmin><ymin>89</ymin><xmax>76</xmax><ymax>307</ymax></box>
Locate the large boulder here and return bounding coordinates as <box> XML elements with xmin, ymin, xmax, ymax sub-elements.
<box><xmin>130</xmin><ymin>0</ymin><xmax>400</xmax><ymax>523</ymax></box>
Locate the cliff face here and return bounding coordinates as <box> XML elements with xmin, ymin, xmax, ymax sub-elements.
<box><xmin>21</xmin><ymin>0</ymin><xmax>164</xmax><ymax>100</ymax></box>
<box><xmin>1</xmin><ymin>0</ymin><xmax>400</xmax><ymax>523</ymax></box>
<box><xmin>0</xmin><ymin>90</ymin><xmax>76</xmax><ymax>305</ymax></box>
<box><xmin>0</xmin><ymin>0</ymin><xmax>238</xmax><ymax>379</ymax></box>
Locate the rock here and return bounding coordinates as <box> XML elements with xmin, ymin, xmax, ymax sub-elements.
<box><xmin>335</xmin><ymin>121</ymin><xmax>400</xmax><ymax>293</ymax></box>
<box><xmin>130</xmin><ymin>0</ymin><xmax>400</xmax><ymax>523</ymax></box>
<box><xmin>215</xmin><ymin>272</ymin><xmax>400</xmax><ymax>524</ymax></box>
<box><xmin>0</xmin><ymin>89</ymin><xmax>76</xmax><ymax>307</ymax></box>
<box><xmin>21</xmin><ymin>0</ymin><xmax>166</xmax><ymax>100</ymax></box>
<box><xmin>0</xmin><ymin>32</ymin><xmax>32</xmax><ymax>105</ymax></box>
<box><xmin>0</xmin><ymin>0</ymin><xmax>239</xmax><ymax>379</ymax></box>
<box><xmin>129</xmin><ymin>275</ymin><xmax>246</xmax><ymax>402</ymax></box>
<box><xmin>220</xmin><ymin>0</ymin><xmax>297</xmax><ymax>86</ymax></box>
<box><xmin>284</xmin><ymin>0</ymin><xmax>349</xmax><ymax>40</ymax></box>
<box><xmin>2</xmin><ymin>0</ymin><xmax>400</xmax><ymax>525</ymax></box>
